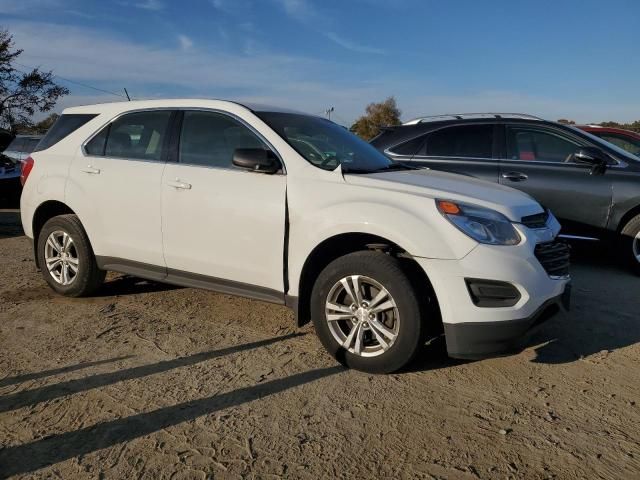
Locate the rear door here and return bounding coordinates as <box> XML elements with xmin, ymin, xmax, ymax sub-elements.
<box><xmin>67</xmin><ymin>110</ymin><xmax>172</xmax><ymax>268</ymax></box>
<box><xmin>404</xmin><ymin>123</ymin><xmax>499</xmax><ymax>182</ymax></box>
<box><xmin>498</xmin><ymin>124</ymin><xmax>613</xmax><ymax>229</ymax></box>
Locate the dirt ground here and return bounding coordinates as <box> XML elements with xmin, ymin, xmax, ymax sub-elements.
<box><xmin>0</xmin><ymin>207</ymin><xmax>639</xmax><ymax>480</ymax></box>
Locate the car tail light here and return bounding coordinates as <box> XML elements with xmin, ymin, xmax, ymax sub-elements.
<box><xmin>20</xmin><ymin>156</ymin><xmax>34</xmax><ymax>186</ymax></box>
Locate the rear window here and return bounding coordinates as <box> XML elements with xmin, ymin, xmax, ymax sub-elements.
<box><xmin>33</xmin><ymin>114</ymin><xmax>98</xmax><ymax>152</ymax></box>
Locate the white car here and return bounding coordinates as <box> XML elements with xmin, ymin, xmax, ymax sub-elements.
<box><xmin>20</xmin><ymin>100</ymin><xmax>570</xmax><ymax>373</ymax></box>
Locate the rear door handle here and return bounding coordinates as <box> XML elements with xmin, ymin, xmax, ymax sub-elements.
<box><xmin>80</xmin><ymin>166</ymin><xmax>101</xmax><ymax>174</ymax></box>
<box><xmin>501</xmin><ymin>172</ymin><xmax>528</xmax><ymax>182</ymax></box>
<box><xmin>166</xmin><ymin>179</ymin><xmax>192</xmax><ymax>190</ymax></box>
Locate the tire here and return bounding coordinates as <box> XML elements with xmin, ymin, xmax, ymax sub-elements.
<box><xmin>311</xmin><ymin>251</ymin><xmax>426</xmax><ymax>374</ymax></box>
<box><xmin>621</xmin><ymin>214</ymin><xmax>640</xmax><ymax>275</ymax></box>
<box><xmin>37</xmin><ymin>214</ymin><xmax>106</xmax><ymax>296</ymax></box>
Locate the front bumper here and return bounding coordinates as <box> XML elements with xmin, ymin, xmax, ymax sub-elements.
<box><xmin>443</xmin><ymin>285</ymin><xmax>570</xmax><ymax>359</ymax></box>
<box><xmin>414</xmin><ymin>231</ymin><xmax>571</xmax><ymax>359</ymax></box>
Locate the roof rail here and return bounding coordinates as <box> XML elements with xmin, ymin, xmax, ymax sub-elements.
<box><xmin>403</xmin><ymin>113</ymin><xmax>543</xmax><ymax>125</ymax></box>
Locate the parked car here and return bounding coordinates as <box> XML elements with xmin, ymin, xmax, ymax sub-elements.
<box><xmin>21</xmin><ymin>100</ymin><xmax>570</xmax><ymax>373</ymax></box>
<box><xmin>576</xmin><ymin>125</ymin><xmax>640</xmax><ymax>157</ymax></box>
<box><xmin>0</xmin><ymin>153</ymin><xmax>21</xmax><ymax>205</ymax></box>
<box><xmin>371</xmin><ymin>113</ymin><xmax>640</xmax><ymax>274</ymax></box>
<box><xmin>0</xmin><ymin>129</ymin><xmax>13</xmax><ymax>152</ymax></box>
<box><xmin>3</xmin><ymin>134</ymin><xmax>43</xmax><ymax>163</ymax></box>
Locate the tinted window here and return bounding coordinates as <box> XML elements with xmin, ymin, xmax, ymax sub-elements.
<box><xmin>389</xmin><ymin>135</ymin><xmax>427</xmax><ymax>156</ymax></box>
<box><xmin>5</xmin><ymin>137</ymin><xmax>25</xmax><ymax>152</ymax></box>
<box><xmin>102</xmin><ymin>111</ymin><xmax>172</xmax><ymax>160</ymax></box>
<box><xmin>257</xmin><ymin>112</ymin><xmax>393</xmax><ymax>172</ymax></box>
<box><xmin>596</xmin><ymin>133</ymin><xmax>640</xmax><ymax>156</ymax></box>
<box><xmin>24</xmin><ymin>138</ymin><xmax>41</xmax><ymax>153</ymax></box>
<box><xmin>423</xmin><ymin>125</ymin><xmax>493</xmax><ymax>158</ymax></box>
<box><xmin>179</xmin><ymin>111</ymin><xmax>265</xmax><ymax>168</ymax></box>
<box><xmin>34</xmin><ymin>114</ymin><xmax>97</xmax><ymax>152</ymax></box>
<box><xmin>507</xmin><ymin>127</ymin><xmax>579</xmax><ymax>162</ymax></box>
<box><xmin>85</xmin><ymin>126</ymin><xmax>108</xmax><ymax>156</ymax></box>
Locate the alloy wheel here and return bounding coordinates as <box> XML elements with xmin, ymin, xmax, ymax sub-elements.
<box><xmin>44</xmin><ymin>230</ymin><xmax>79</xmax><ymax>285</ymax></box>
<box><xmin>325</xmin><ymin>275</ymin><xmax>400</xmax><ymax>357</ymax></box>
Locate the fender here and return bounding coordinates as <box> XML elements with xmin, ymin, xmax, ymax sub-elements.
<box><xmin>286</xmin><ymin>198</ymin><xmax>476</xmax><ymax>297</ymax></box>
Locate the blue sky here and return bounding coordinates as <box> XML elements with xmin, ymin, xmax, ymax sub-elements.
<box><xmin>1</xmin><ymin>0</ymin><xmax>639</xmax><ymax>124</ymax></box>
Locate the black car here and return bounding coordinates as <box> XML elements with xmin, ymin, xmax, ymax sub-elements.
<box><xmin>371</xmin><ymin>113</ymin><xmax>640</xmax><ymax>274</ymax></box>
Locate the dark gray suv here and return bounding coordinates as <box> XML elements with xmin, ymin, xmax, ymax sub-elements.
<box><xmin>371</xmin><ymin>114</ymin><xmax>640</xmax><ymax>274</ymax></box>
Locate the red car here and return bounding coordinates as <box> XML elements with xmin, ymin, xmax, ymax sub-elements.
<box><xmin>577</xmin><ymin>125</ymin><xmax>640</xmax><ymax>157</ymax></box>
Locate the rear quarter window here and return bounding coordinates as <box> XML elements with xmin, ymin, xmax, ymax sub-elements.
<box><xmin>33</xmin><ymin>114</ymin><xmax>98</xmax><ymax>152</ymax></box>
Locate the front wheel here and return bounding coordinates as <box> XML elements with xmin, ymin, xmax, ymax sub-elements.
<box><xmin>37</xmin><ymin>214</ymin><xmax>106</xmax><ymax>296</ymax></box>
<box><xmin>621</xmin><ymin>214</ymin><xmax>640</xmax><ymax>275</ymax></box>
<box><xmin>311</xmin><ymin>251</ymin><xmax>426</xmax><ymax>373</ymax></box>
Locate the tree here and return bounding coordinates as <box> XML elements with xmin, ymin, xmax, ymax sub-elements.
<box><xmin>0</xmin><ymin>29</ymin><xmax>68</xmax><ymax>134</ymax></box>
<box><xmin>557</xmin><ymin>118</ymin><xmax>575</xmax><ymax>125</ymax></box>
<box><xmin>14</xmin><ymin>113</ymin><xmax>59</xmax><ymax>134</ymax></box>
<box><xmin>350</xmin><ymin>96</ymin><xmax>401</xmax><ymax>140</ymax></box>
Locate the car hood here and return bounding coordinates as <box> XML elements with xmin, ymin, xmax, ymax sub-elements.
<box><xmin>344</xmin><ymin>169</ymin><xmax>543</xmax><ymax>222</ymax></box>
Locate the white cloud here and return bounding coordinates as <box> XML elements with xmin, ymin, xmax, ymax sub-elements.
<box><xmin>177</xmin><ymin>34</ymin><xmax>193</xmax><ymax>50</ymax></box>
<box><xmin>325</xmin><ymin>32</ymin><xmax>385</xmax><ymax>55</ymax></box>
<box><xmin>275</xmin><ymin>0</ymin><xmax>316</xmax><ymax>22</ymax></box>
<box><xmin>131</xmin><ymin>0</ymin><xmax>164</xmax><ymax>11</ymax></box>
<box><xmin>210</xmin><ymin>0</ymin><xmax>252</xmax><ymax>14</ymax></box>
<box><xmin>0</xmin><ymin>0</ymin><xmax>61</xmax><ymax>14</ymax></box>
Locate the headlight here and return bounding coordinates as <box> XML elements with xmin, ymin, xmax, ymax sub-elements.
<box><xmin>436</xmin><ymin>199</ymin><xmax>521</xmax><ymax>245</ymax></box>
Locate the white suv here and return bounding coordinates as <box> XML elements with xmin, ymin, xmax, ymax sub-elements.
<box><xmin>20</xmin><ymin>100</ymin><xmax>570</xmax><ymax>373</ymax></box>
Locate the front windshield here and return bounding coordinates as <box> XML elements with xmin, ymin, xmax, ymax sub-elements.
<box><xmin>256</xmin><ymin>112</ymin><xmax>395</xmax><ymax>172</ymax></box>
<box><xmin>568</xmin><ymin>126</ymin><xmax>640</xmax><ymax>162</ymax></box>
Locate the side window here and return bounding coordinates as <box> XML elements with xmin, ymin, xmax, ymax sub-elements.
<box><xmin>507</xmin><ymin>127</ymin><xmax>579</xmax><ymax>162</ymax></box>
<box><xmin>179</xmin><ymin>111</ymin><xmax>266</xmax><ymax>168</ymax></box>
<box><xmin>389</xmin><ymin>134</ymin><xmax>427</xmax><ymax>156</ymax></box>
<box><xmin>6</xmin><ymin>137</ymin><xmax>25</xmax><ymax>153</ymax></box>
<box><xmin>88</xmin><ymin>111</ymin><xmax>172</xmax><ymax>160</ymax></box>
<box><xmin>423</xmin><ymin>125</ymin><xmax>493</xmax><ymax>158</ymax></box>
<box><xmin>25</xmin><ymin>138</ymin><xmax>41</xmax><ymax>153</ymax></box>
<box><xmin>85</xmin><ymin>126</ymin><xmax>109</xmax><ymax>156</ymax></box>
<box><xmin>598</xmin><ymin>134</ymin><xmax>640</xmax><ymax>156</ymax></box>
<box><xmin>34</xmin><ymin>114</ymin><xmax>97</xmax><ymax>152</ymax></box>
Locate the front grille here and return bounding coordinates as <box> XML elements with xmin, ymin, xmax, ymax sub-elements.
<box><xmin>521</xmin><ymin>210</ymin><xmax>549</xmax><ymax>229</ymax></box>
<box><xmin>535</xmin><ymin>241</ymin><xmax>570</xmax><ymax>278</ymax></box>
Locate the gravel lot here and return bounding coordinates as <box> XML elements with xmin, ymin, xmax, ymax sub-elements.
<box><xmin>0</xmin><ymin>208</ymin><xmax>639</xmax><ymax>479</ymax></box>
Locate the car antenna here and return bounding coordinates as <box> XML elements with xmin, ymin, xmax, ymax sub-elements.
<box><xmin>123</xmin><ymin>88</ymin><xmax>131</xmax><ymax>101</ymax></box>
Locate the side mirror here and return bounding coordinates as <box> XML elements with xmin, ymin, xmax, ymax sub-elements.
<box><xmin>571</xmin><ymin>147</ymin><xmax>608</xmax><ymax>175</ymax></box>
<box><xmin>232</xmin><ymin>148</ymin><xmax>280</xmax><ymax>174</ymax></box>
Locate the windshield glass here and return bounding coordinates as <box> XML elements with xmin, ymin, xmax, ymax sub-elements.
<box><xmin>568</xmin><ymin>126</ymin><xmax>640</xmax><ymax>162</ymax></box>
<box><xmin>256</xmin><ymin>112</ymin><xmax>394</xmax><ymax>172</ymax></box>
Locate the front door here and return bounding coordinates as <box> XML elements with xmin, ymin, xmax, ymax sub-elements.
<box><xmin>498</xmin><ymin>124</ymin><xmax>613</xmax><ymax>229</ymax></box>
<box><xmin>161</xmin><ymin>110</ymin><xmax>287</xmax><ymax>295</ymax></box>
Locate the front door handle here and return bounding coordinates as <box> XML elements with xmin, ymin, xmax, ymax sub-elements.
<box><xmin>80</xmin><ymin>166</ymin><xmax>101</xmax><ymax>174</ymax></box>
<box><xmin>166</xmin><ymin>179</ymin><xmax>192</xmax><ymax>190</ymax></box>
<box><xmin>501</xmin><ymin>172</ymin><xmax>528</xmax><ymax>182</ymax></box>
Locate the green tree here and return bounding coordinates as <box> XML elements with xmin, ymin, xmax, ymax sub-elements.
<box><xmin>0</xmin><ymin>29</ymin><xmax>68</xmax><ymax>134</ymax></box>
<box><xmin>350</xmin><ymin>96</ymin><xmax>401</xmax><ymax>140</ymax></box>
<box><xmin>557</xmin><ymin>118</ymin><xmax>576</xmax><ymax>125</ymax></box>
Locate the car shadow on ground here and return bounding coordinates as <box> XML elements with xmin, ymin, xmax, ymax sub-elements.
<box><xmin>0</xmin><ymin>333</ymin><xmax>344</xmax><ymax>478</ymax></box>
<box><xmin>95</xmin><ymin>275</ymin><xmax>181</xmax><ymax>297</ymax></box>
<box><xmin>0</xmin><ymin>209</ymin><xmax>23</xmax><ymax>239</ymax></box>
<box><xmin>527</xmin><ymin>248</ymin><xmax>639</xmax><ymax>364</ymax></box>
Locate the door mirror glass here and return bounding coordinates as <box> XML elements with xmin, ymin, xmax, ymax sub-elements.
<box><xmin>571</xmin><ymin>147</ymin><xmax>608</xmax><ymax>174</ymax></box>
<box><xmin>571</xmin><ymin>147</ymin><xmax>605</xmax><ymax>164</ymax></box>
<box><xmin>232</xmin><ymin>148</ymin><xmax>280</xmax><ymax>173</ymax></box>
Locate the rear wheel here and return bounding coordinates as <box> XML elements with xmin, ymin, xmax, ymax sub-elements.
<box><xmin>37</xmin><ymin>215</ymin><xmax>105</xmax><ymax>296</ymax></box>
<box><xmin>311</xmin><ymin>251</ymin><xmax>425</xmax><ymax>373</ymax></box>
<box><xmin>621</xmin><ymin>214</ymin><xmax>640</xmax><ymax>275</ymax></box>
